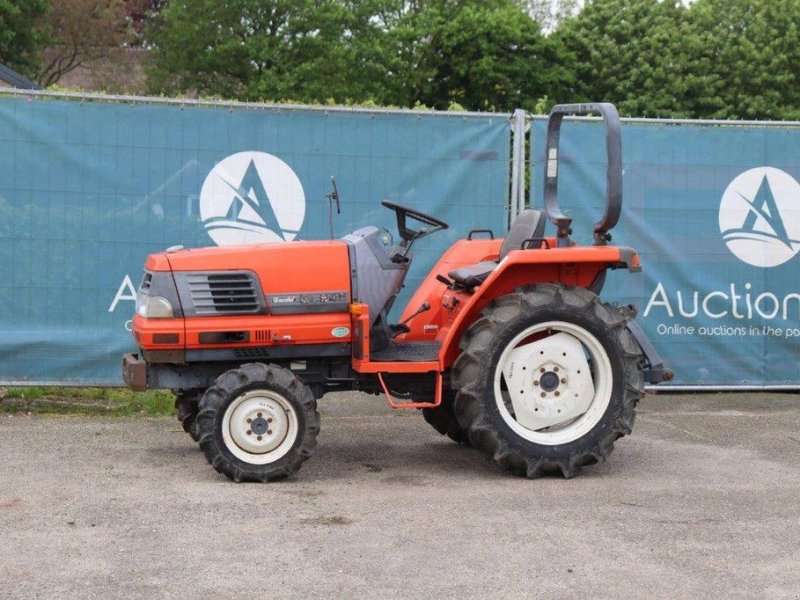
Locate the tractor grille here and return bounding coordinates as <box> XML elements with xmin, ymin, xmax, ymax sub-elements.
<box><xmin>185</xmin><ymin>272</ymin><xmax>262</xmax><ymax>316</ymax></box>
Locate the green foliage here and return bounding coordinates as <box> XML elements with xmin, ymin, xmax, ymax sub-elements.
<box><xmin>145</xmin><ymin>0</ymin><xmax>391</xmax><ymax>103</ymax></box>
<box><xmin>686</xmin><ymin>0</ymin><xmax>800</xmax><ymax>120</ymax></box>
<box><xmin>11</xmin><ymin>0</ymin><xmax>800</xmax><ymax>120</ymax></box>
<box><xmin>412</xmin><ymin>1</ymin><xmax>573</xmax><ymax>112</ymax></box>
<box><xmin>145</xmin><ymin>0</ymin><xmax>570</xmax><ymax>112</ymax></box>
<box><xmin>555</xmin><ymin>0</ymin><xmax>800</xmax><ymax>120</ymax></box>
<box><xmin>0</xmin><ymin>0</ymin><xmax>48</xmax><ymax>78</ymax></box>
<box><xmin>556</xmin><ymin>0</ymin><xmax>693</xmax><ymax>118</ymax></box>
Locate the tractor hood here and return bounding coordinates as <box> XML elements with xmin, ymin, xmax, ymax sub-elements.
<box><xmin>145</xmin><ymin>240</ymin><xmax>347</xmax><ymax>272</ymax></box>
<box><xmin>144</xmin><ymin>240</ymin><xmax>353</xmax><ymax>303</ymax></box>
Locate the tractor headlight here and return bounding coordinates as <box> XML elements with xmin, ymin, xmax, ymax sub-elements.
<box><xmin>136</xmin><ymin>294</ymin><xmax>174</xmax><ymax>318</ymax></box>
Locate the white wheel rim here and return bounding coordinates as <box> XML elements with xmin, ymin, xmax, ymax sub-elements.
<box><xmin>221</xmin><ymin>389</ymin><xmax>299</xmax><ymax>465</ymax></box>
<box><xmin>493</xmin><ymin>320</ymin><xmax>612</xmax><ymax>445</ymax></box>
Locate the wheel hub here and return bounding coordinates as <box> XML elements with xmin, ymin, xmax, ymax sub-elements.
<box><xmin>539</xmin><ymin>370</ymin><xmax>560</xmax><ymax>392</ymax></box>
<box><xmin>500</xmin><ymin>331</ymin><xmax>595</xmax><ymax>431</ymax></box>
<box><xmin>226</xmin><ymin>393</ymin><xmax>291</xmax><ymax>456</ymax></box>
<box><xmin>250</xmin><ymin>417</ymin><xmax>269</xmax><ymax>436</ymax></box>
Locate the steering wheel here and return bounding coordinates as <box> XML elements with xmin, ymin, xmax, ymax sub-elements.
<box><xmin>381</xmin><ymin>200</ymin><xmax>449</xmax><ymax>242</ymax></box>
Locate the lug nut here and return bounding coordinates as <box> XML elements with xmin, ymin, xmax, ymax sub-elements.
<box><xmin>555</xmin><ymin>391</ymin><xmax>560</xmax><ymax>397</ymax></box>
<box><xmin>540</xmin><ymin>392</ymin><xmax>546</xmax><ymax>398</ymax></box>
<box><xmin>540</xmin><ymin>368</ymin><xmax>545</xmax><ymax>373</ymax></box>
<box><xmin>267</xmin><ymin>417</ymin><xmax>273</xmax><ymax>423</ymax></box>
<box><xmin>246</xmin><ymin>418</ymin><xmax>252</xmax><ymax>424</ymax></box>
<box><xmin>267</xmin><ymin>429</ymin><xmax>273</xmax><ymax>435</ymax></box>
<box><xmin>553</xmin><ymin>366</ymin><xmax>559</xmax><ymax>372</ymax></box>
<box><xmin>257</xmin><ymin>412</ymin><xmax>263</xmax><ymax>418</ymax></box>
<box><xmin>534</xmin><ymin>380</ymin><xmax>539</xmax><ymax>386</ymax></box>
<box><xmin>257</xmin><ymin>435</ymin><xmax>263</xmax><ymax>441</ymax></box>
<box><xmin>561</xmin><ymin>378</ymin><xmax>567</xmax><ymax>384</ymax></box>
<box><xmin>246</xmin><ymin>430</ymin><xmax>252</xmax><ymax>435</ymax></box>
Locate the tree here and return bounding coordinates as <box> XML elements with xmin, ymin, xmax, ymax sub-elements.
<box><xmin>420</xmin><ymin>2</ymin><xmax>573</xmax><ymax>111</ymax></box>
<box><xmin>0</xmin><ymin>0</ymin><xmax>48</xmax><ymax>79</ymax></box>
<box><xmin>555</xmin><ymin>0</ymin><xmax>695</xmax><ymax>117</ymax></box>
<box><xmin>37</xmin><ymin>0</ymin><xmax>129</xmax><ymax>87</ymax></box>
<box><xmin>145</xmin><ymin>0</ymin><xmax>573</xmax><ymax>111</ymax></box>
<box><xmin>145</xmin><ymin>0</ymin><xmax>391</xmax><ymax>103</ymax></box>
<box><xmin>685</xmin><ymin>0</ymin><xmax>800</xmax><ymax>120</ymax></box>
<box><xmin>125</xmin><ymin>0</ymin><xmax>167</xmax><ymax>44</ymax></box>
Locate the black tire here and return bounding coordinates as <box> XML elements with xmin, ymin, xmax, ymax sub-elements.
<box><xmin>197</xmin><ymin>363</ymin><xmax>319</xmax><ymax>482</ymax></box>
<box><xmin>452</xmin><ymin>284</ymin><xmax>644</xmax><ymax>478</ymax></box>
<box><xmin>175</xmin><ymin>390</ymin><xmax>201</xmax><ymax>443</ymax></box>
<box><xmin>422</xmin><ymin>391</ymin><xmax>471</xmax><ymax>445</ymax></box>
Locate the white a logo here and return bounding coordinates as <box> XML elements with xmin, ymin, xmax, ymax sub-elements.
<box><xmin>719</xmin><ymin>167</ymin><xmax>800</xmax><ymax>268</ymax></box>
<box><xmin>199</xmin><ymin>152</ymin><xmax>305</xmax><ymax>246</ymax></box>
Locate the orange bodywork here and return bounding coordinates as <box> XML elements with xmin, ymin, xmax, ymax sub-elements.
<box><xmin>396</xmin><ymin>238</ymin><xmax>639</xmax><ymax>367</ymax></box>
<box><xmin>132</xmin><ymin>234</ymin><xmax>638</xmax><ymax>409</ymax></box>
<box><xmin>136</xmin><ymin>241</ymin><xmax>353</xmax><ymax>355</ymax></box>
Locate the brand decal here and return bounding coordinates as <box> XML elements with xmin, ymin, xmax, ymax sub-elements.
<box><xmin>199</xmin><ymin>151</ymin><xmax>306</xmax><ymax>246</ymax></box>
<box><xmin>645</xmin><ymin>167</ymin><xmax>800</xmax><ymax>345</ymax></box>
<box><xmin>719</xmin><ymin>167</ymin><xmax>800</xmax><ymax>268</ymax></box>
<box><xmin>331</xmin><ymin>327</ymin><xmax>350</xmax><ymax>338</ymax></box>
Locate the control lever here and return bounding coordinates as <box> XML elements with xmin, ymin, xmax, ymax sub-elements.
<box><xmin>390</xmin><ymin>302</ymin><xmax>431</xmax><ymax>338</ymax></box>
<box><xmin>436</xmin><ymin>274</ymin><xmax>454</xmax><ymax>287</ymax></box>
<box><xmin>326</xmin><ymin>176</ymin><xmax>341</xmax><ymax>239</ymax></box>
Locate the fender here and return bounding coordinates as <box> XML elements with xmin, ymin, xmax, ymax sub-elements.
<box><xmin>437</xmin><ymin>245</ymin><xmax>641</xmax><ymax>367</ymax></box>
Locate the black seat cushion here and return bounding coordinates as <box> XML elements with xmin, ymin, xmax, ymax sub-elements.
<box><xmin>447</xmin><ymin>260</ymin><xmax>498</xmax><ymax>288</ymax></box>
<box><xmin>448</xmin><ymin>209</ymin><xmax>545</xmax><ymax>288</ymax></box>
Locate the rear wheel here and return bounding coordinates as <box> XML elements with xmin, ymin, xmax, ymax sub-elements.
<box><xmin>197</xmin><ymin>363</ymin><xmax>319</xmax><ymax>482</ymax></box>
<box><xmin>452</xmin><ymin>284</ymin><xmax>644</xmax><ymax>478</ymax></box>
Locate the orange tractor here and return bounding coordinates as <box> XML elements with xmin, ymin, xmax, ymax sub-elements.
<box><xmin>123</xmin><ymin>103</ymin><xmax>671</xmax><ymax>482</ymax></box>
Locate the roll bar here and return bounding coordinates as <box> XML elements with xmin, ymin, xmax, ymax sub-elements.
<box><xmin>543</xmin><ymin>102</ymin><xmax>622</xmax><ymax>246</ymax></box>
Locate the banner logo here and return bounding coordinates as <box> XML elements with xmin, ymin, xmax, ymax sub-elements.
<box><xmin>199</xmin><ymin>152</ymin><xmax>305</xmax><ymax>246</ymax></box>
<box><xmin>719</xmin><ymin>167</ymin><xmax>800</xmax><ymax>267</ymax></box>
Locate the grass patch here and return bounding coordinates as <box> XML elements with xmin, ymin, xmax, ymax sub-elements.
<box><xmin>0</xmin><ymin>387</ymin><xmax>175</xmax><ymax>417</ymax></box>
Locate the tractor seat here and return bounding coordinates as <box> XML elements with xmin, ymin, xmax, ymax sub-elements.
<box><xmin>448</xmin><ymin>209</ymin><xmax>545</xmax><ymax>289</ymax></box>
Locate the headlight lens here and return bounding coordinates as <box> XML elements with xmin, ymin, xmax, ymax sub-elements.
<box><xmin>136</xmin><ymin>294</ymin><xmax>174</xmax><ymax>318</ymax></box>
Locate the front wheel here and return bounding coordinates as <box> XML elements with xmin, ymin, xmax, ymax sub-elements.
<box><xmin>174</xmin><ymin>390</ymin><xmax>202</xmax><ymax>442</ymax></box>
<box><xmin>196</xmin><ymin>363</ymin><xmax>319</xmax><ymax>482</ymax></box>
<box><xmin>452</xmin><ymin>284</ymin><xmax>644</xmax><ymax>478</ymax></box>
<box><xmin>422</xmin><ymin>391</ymin><xmax>470</xmax><ymax>446</ymax></box>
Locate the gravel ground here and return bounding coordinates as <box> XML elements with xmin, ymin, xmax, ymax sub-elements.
<box><xmin>0</xmin><ymin>391</ymin><xmax>798</xmax><ymax>599</ymax></box>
